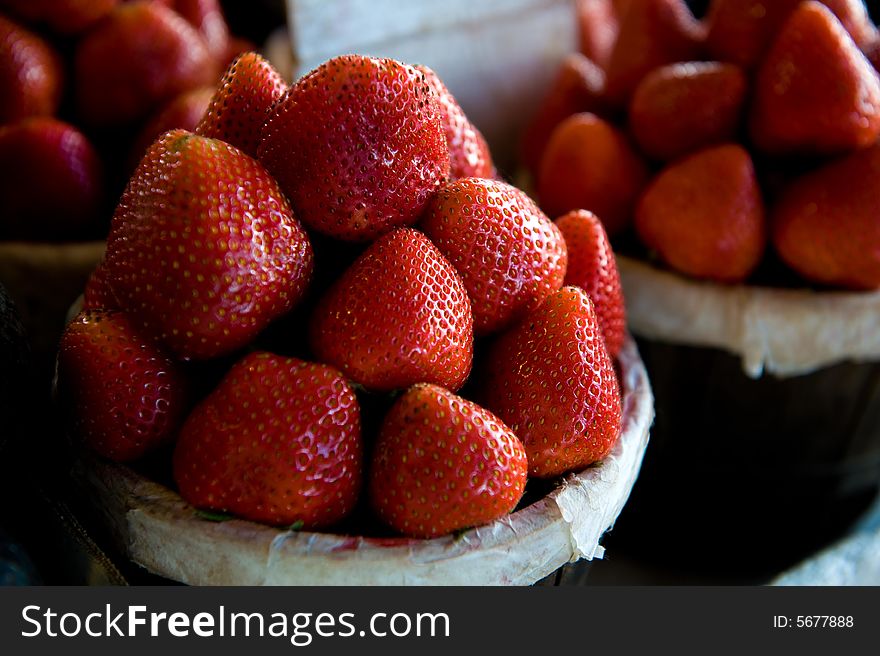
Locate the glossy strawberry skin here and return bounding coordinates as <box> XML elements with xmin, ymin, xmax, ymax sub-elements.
<box><xmin>57</xmin><ymin>309</ymin><xmax>189</xmax><ymax>462</ymax></box>
<box><xmin>0</xmin><ymin>14</ymin><xmax>63</xmax><ymax>124</ymax></box>
<box><xmin>483</xmin><ymin>287</ymin><xmax>622</xmax><ymax>479</ymax></box>
<box><xmin>772</xmin><ymin>142</ymin><xmax>880</xmax><ymax>290</ymax></box>
<box><xmin>310</xmin><ymin>228</ymin><xmax>473</xmax><ymax>393</ymax></box>
<box><xmin>556</xmin><ymin>210</ymin><xmax>626</xmax><ymax>359</ymax></box>
<box><xmin>258</xmin><ymin>55</ymin><xmax>450</xmax><ymax>241</ymax></box>
<box><xmin>173</xmin><ymin>352</ymin><xmax>363</xmax><ymax>529</ymax></box>
<box><xmin>576</xmin><ymin>0</ymin><xmax>620</xmax><ymax>70</ymax></box>
<box><xmin>629</xmin><ymin>61</ymin><xmax>747</xmax><ymax>162</ymax></box>
<box><xmin>105</xmin><ymin>130</ymin><xmax>314</xmax><ymax>361</ymax></box>
<box><xmin>83</xmin><ymin>261</ymin><xmax>118</xmax><ymax>311</ymax></box>
<box><xmin>195</xmin><ymin>51</ymin><xmax>288</xmax><ymax>159</ymax></box>
<box><xmin>636</xmin><ymin>144</ymin><xmax>766</xmax><ymax>283</ymax></box>
<box><xmin>173</xmin><ymin>0</ymin><xmax>229</xmax><ymax>63</ymax></box>
<box><xmin>0</xmin><ymin>117</ymin><xmax>104</xmax><ymax>241</ymax></box>
<box><xmin>420</xmin><ymin>177</ymin><xmax>567</xmax><ymax>336</ymax></box>
<box><xmin>749</xmin><ymin>1</ymin><xmax>880</xmax><ymax>155</ymax></box>
<box><xmin>74</xmin><ymin>1</ymin><xmax>217</xmax><ymax>127</ymax></box>
<box><xmin>369</xmin><ymin>383</ymin><xmax>527</xmax><ymax>539</ymax></box>
<box><xmin>416</xmin><ymin>64</ymin><xmax>494</xmax><ymax>181</ymax></box>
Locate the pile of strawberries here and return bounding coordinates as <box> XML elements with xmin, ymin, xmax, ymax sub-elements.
<box><xmin>523</xmin><ymin>0</ymin><xmax>880</xmax><ymax>290</ymax></box>
<box><xmin>56</xmin><ymin>52</ymin><xmax>627</xmax><ymax>540</ymax></box>
<box><xmin>0</xmin><ymin>0</ymin><xmax>251</xmax><ymax>242</ymax></box>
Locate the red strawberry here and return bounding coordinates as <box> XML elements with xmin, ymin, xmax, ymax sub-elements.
<box><xmin>0</xmin><ymin>0</ymin><xmax>118</xmax><ymax>35</ymax></box>
<box><xmin>604</xmin><ymin>0</ymin><xmax>705</xmax><ymax>106</ymax></box>
<box><xmin>519</xmin><ymin>53</ymin><xmax>607</xmax><ymax>176</ymax></box>
<box><xmin>772</xmin><ymin>142</ymin><xmax>880</xmax><ymax>289</ymax></box>
<box><xmin>310</xmin><ymin>228</ymin><xmax>473</xmax><ymax>393</ymax></box>
<box><xmin>0</xmin><ymin>117</ymin><xmax>104</xmax><ymax>241</ymax></box>
<box><xmin>173</xmin><ymin>352</ymin><xmax>363</xmax><ymax>528</ymax></box>
<box><xmin>258</xmin><ymin>54</ymin><xmax>450</xmax><ymax>241</ymax></box>
<box><xmin>706</xmin><ymin>0</ymin><xmax>876</xmax><ymax>68</ymax></box>
<box><xmin>537</xmin><ymin>112</ymin><xmax>648</xmax><ymax>236</ymax></box>
<box><xmin>195</xmin><ymin>51</ymin><xmax>288</xmax><ymax>159</ymax></box>
<box><xmin>577</xmin><ymin>0</ymin><xmax>620</xmax><ymax>70</ymax></box>
<box><xmin>483</xmin><ymin>286</ymin><xmax>622</xmax><ymax>479</ymax></box>
<box><xmin>83</xmin><ymin>261</ymin><xmax>118</xmax><ymax>311</ymax></box>
<box><xmin>74</xmin><ymin>1</ymin><xmax>217</xmax><ymax>127</ymax></box>
<box><xmin>0</xmin><ymin>14</ymin><xmax>63</xmax><ymax>124</ymax></box>
<box><xmin>220</xmin><ymin>34</ymin><xmax>257</xmax><ymax>71</ymax></box>
<box><xmin>555</xmin><ymin>210</ymin><xmax>626</xmax><ymax>359</ymax></box>
<box><xmin>420</xmin><ymin>177</ymin><xmax>567</xmax><ymax>336</ymax></box>
<box><xmin>104</xmin><ymin>130</ymin><xmax>314</xmax><ymax>360</ymax></box>
<box><xmin>129</xmin><ymin>85</ymin><xmax>214</xmax><ymax>170</ymax></box>
<box><xmin>635</xmin><ymin>144</ymin><xmax>766</xmax><ymax>283</ymax></box>
<box><xmin>629</xmin><ymin>61</ymin><xmax>747</xmax><ymax>161</ymax></box>
<box><xmin>172</xmin><ymin>0</ymin><xmax>229</xmax><ymax>64</ymax></box>
<box><xmin>369</xmin><ymin>383</ymin><xmax>527</xmax><ymax>539</ymax></box>
<box><xmin>57</xmin><ymin>309</ymin><xmax>189</xmax><ymax>462</ymax></box>
<box><xmin>416</xmin><ymin>64</ymin><xmax>494</xmax><ymax>181</ymax></box>
<box><xmin>750</xmin><ymin>1</ymin><xmax>880</xmax><ymax>155</ymax></box>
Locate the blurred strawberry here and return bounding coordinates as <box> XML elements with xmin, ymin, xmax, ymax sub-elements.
<box><xmin>416</xmin><ymin>64</ymin><xmax>494</xmax><ymax>180</ymax></box>
<box><xmin>772</xmin><ymin>142</ymin><xmax>880</xmax><ymax>289</ymax></box>
<box><xmin>310</xmin><ymin>228</ymin><xmax>473</xmax><ymax>393</ymax></box>
<box><xmin>604</xmin><ymin>0</ymin><xmax>705</xmax><ymax>106</ymax></box>
<box><xmin>195</xmin><ymin>51</ymin><xmax>287</xmax><ymax>158</ymax></box>
<box><xmin>172</xmin><ymin>0</ymin><xmax>229</xmax><ymax>64</ymax></box>
<box><xmin>128</xmin><ymin>85</ymin><xmax>213</xmax><ymax>170</ymax></box>
<box><xmin>629</xmin><ymin>61</ymin><xmax>747</xmax><ymax>161</ymax></box>
<box><xmin>706</xmin><ymin>0</ymin><xmax>876</xmax><ymax>68</ymax></box>
<box><xmin>219</xmin><ymin>34</ymin><xmax>257</xmax><ymax>71</ymax></box>
<box><xmin>258</xmin><ymin>55</ymin><xmax>450</xmax><ymax>241</ymax></box>
<box><xmin>483</xmin><ymin>286</ymin><xmax>622</xmax><ymax>479</ymax></box>
<box><xmin>57</xmin><ymin>309</ymin><xmax>189</xmax><ymax>462</ymax></box>
<box><xmin>577</xmin><ymin>0</ymin><xmax>620</xmax><ymax>70</ymax></box>
<box><xmin>520</xmin><ymin>53</ymin><xmax>607</xmax><ymax>176</ymax></box>
<box><xmin>104</xmin><ymin>130</ymin><xmax>314</xmax><ymax>360</ymax></box>
<box><xmin>635</xmin><ymin>144</ymin><xmax>766</xmax><ymax>283</ymax></box>
<box><xmin>750</xmin><ymin>2</ymin><xmax>880</xmax><ymax>155</ymax></box>
<box><xmin>74</xmin><ymin>1</ymin><xmax>217</xmax><ymax>127</ymax></box>
<box><xmin>0</xmin><ymin>14</ymin><xmax>62</xmax><ymax>124</ymax></box>
<box><xmin>537</xmin><ymin>112</ymin><xmax>648</xmax><ymax>236</ymax></box>
<box><xmin>0</xmin><ymin>117</ymin><xmax>104</xmax><ymax>241</ymax></box>
<box><xmin>0</xmin><ymin>0</ymin><xmax>118</xmax><ymax>35</ymax></box>
<box><xmin>369</xmin><ymin>383</ymin><xmax>527</xmax><ymax>539</ymax></box>
<box><xmin>420</xmin><ymin>177</ymin><xmax>567</xmax><ymax>336</ymax></box>
<box><xmin>555</xmin><ymin>210</ymin><xmax>626</xmax><ymax>359</ymax></box>
<box><xmin>173</xmin><ymin>352</ymin><xmax>363</xmax><ymax>528</ymax></box>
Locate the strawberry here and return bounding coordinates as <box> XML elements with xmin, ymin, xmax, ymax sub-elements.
<box><xmin>482</xmin><ymin>286</ymin><xmax>622</xmax><ymax>479</ymax></box>
<box><xmin>57</xmin><ymin>309</ymin><xmax>189</xmax><ymax>462</ymax></box>
<box><xmin>0</xmin><ymin>0</ymin><xmax>118</xmax><ymax>35</ymax></box>
<box><xmin>604</xmin><ymin>0</ymin><xmax>705</xmax><ymax>106</ymax></box>
<box><xmin>0</xmin><ymin>117</ymin><xmax>104</xmax><ymax>241</ymax></box>
<box><xmin>172</xmin><ymin>0</ymin><xmax>229</xmax><ymax>64</ymax></box>
<box><xmin>635</xmin><ymin>144</ymin><xmax>766</xmax><ymax>283</ymax></box>
<box><xmin>173</xmin><ymin>352</ymin><xmax>363</xmax><ymax>528</ymax></box>
<box><xmin>83</xmin><ymin>261</ymin><xmax>118</xmax><ymax>311</ymax></box>
<box><xmin>416</xmin><ymin>64</ymin><xmax>494</xmax><ymax>181</ymax></box>
<box><xmin>195</xmin><ymin>51</ymin><xmax>288</xmax><ymax>159</ymax></box>
<box><xmin>0</xmin><ymin>14</ymin><xmax>63</xmax><ymax>124</ymax></box>
<box><xmin>104</xmin><ymin>130</ymin><xmax>314</xmax><ymax>360</ymax></box>
<box><xmin>555</xmin><ymin>210</ymin><xmax>626</xmax><ymax>359</ymax></box>
<box><xmin>369</xmin><ymin>383</ymin><xmax>527</xmax><ymax>539</ymax></box>
<box><xmin>749</xmin><ymin>1</ymin><xmax>880</xmax><ymax>155</ymax></box>
<box><xmin>258</xmin><ymin>54</ymin><xmax>450</xmax><ymax>241</ymax></box>
<box><xmin>310</xmin><ymin>228</ymin><xmax>473</xmax><ymax>393</ymax></box>
<box><xmin>629</xmin><ymin>61</ymin><xmax>747</xmax><ymax>161</ymax></box>
<box><xmin>772</xmin><ymin>142</ymin><xmax>880</xmax><ymax>289</ymax></box>
<box><xmin>706</xmin><ymin>0</ymin><xmax>876</xmax><ymax>68</ymax></box>
<box><xmin>537</xmin><ymin>112</ymin><xmax>648</xmax><ymax>236</ymax></box>
<box><xmin>420</xmin><ymin>177</ymin><xmax>567</xmax><ymax>336</ymax></box>
<box><xmin>220</xmin><ymin>35</ymin><xmax>257</xmax><ymax>71</ymax></box>
<box><xmin>129</xmin><ymin>85</ymin><xmax>214</xmax><ymax>171</ymax></box>
<box><xmin>519</xmin><ymin>53</ymin><xmax>607</xmax><ymax>176</ymax></box>
<box><xmin>74</xmin><ymin>1</ymin><xmax>217</xmax><ymax>127</ymax></box>
<box><xmin>577</xmin><ymin>0</ymin><xmax>620</xmax><ymax>70</ymax></box>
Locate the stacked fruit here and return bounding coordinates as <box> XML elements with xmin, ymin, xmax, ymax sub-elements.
<box><xmin>523</xmin><ymin>0</ymin><xmax>880</xmax><ymax>290</ymax></box>
<box><xmin>56</xmin><ymin>53</ymin><xmax>628</xmax><ymax>540</ymax></box>
<box><xmin>0</xmin><ymin>0</ymin><xmax>252</xmax><ymax>242</ymax></box>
